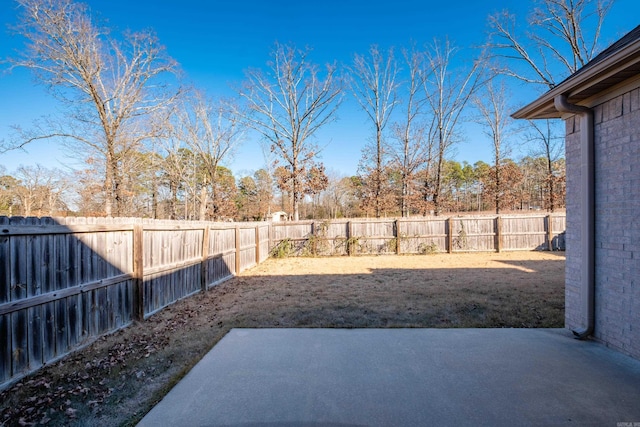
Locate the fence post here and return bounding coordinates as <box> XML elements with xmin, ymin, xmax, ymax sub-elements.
<box><xmin>347</xmin><ymin>221</ymin><xmax>353</xmax><ymax>256</ymax></box>
<box><xmin>395</xmin><ymin>219</ymin><xmax>401</xmax><ymax>255</ymax></box>
<box><xmin>547</xmin><ymin>215</ymin><xmax>553</xmax><ymax>251</ymax></box>
<box><xmin>447</xmin><ymin>217</ymin><xmax>454</xmax><ymax>254</ymax></box>
<box><xmin>201</xmin><ymin>226</ymin><xmax>210</xmax><ymax>292</ymax></box>
<box><xmin>495</xmin><ymin>216</ymin><xmax>502</xmax><ymax>253</ymax></box>
<box><xmin>132</xmin><ymin>224</ymin><xmax>144</xmax><ymax>321</ymax></box>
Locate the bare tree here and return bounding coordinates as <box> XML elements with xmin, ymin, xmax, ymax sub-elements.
<box><xmin>423</xmin><ymin>39</ymin><xmax>485</xmax><ymax>215</ymax></box>
<box><xmin>350</xmin><ymin>45</ymin><xmax>399</xmax><ymax>218</ymax></box>
<box><xmin>156</xmin><ymin>144</ymin><xmax>190</xmax><ymax>219</ymax></box>
<box><xmin>487</xmin><ymin>0</ymin><xmax>612</xmax><ymax>213</ymax></box>
<box><xmin>526</xmin><ymin>119</ymin><xmax>565</xmax><ymax>212</ymax></box>
<box><xmin>390</xmin><ymin>47</ymin><xmax>430</xmax><ymax>217</ymax></box>
<box><xmin>488</xmin><ymin>0</ymin><xmax>613</xmax><ymax>89</ymax></box>
<box><xmin>172</xmin><ymin>91</ymin><xmax>243</xmax><ymax>220</ymax></box>
<box><xmin>473</xmin><ymin>80</ymin><xmax>518</xmax><ymax>213</ymax></box>
<box><xmin>10</xmin><ymin>0</ymin><xmax>179</xmax><ymax>216</ymax></box>
<box><xmin>239</xmin><ymin>43</ymin><xmax>342</xmax><ymax>221</ymax></box>
<box><xmin>12</xmin><ymin>164</ymin><xmax>69</xmax><ymax>216</ymax></box>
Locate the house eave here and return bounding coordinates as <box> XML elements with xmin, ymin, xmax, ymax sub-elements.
<box><xmin>512</xmin><ymin>38</ymin><xmax>640</xmax><ymax>120</ymax></box>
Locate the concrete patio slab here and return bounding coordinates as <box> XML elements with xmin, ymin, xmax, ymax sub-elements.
<box><xmin>138</xmin><ymin>328</ymin><xmax>640</xmax><ymax>427</ymax></box>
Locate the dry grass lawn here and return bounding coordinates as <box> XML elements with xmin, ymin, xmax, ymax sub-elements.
<box><xmin>0</xmin><ymin>251</ymin><xmax>565</xmax><ymax>426</ymax></box>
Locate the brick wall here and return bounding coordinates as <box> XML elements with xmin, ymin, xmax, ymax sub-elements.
<box><xmin>565</xmin><ymin>87</ymin><xmax>640</xmax><ymax>359</ymax></box>
<box><xmin>564</xmin><ymin>115</ymin><xmax>582</xmax><ymax>332</ymax></box>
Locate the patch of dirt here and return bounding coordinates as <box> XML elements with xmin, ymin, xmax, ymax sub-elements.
<box><xmin>0</xmin><ymin>251</ymin><xmax>565</xmax><ymax>426</ymax></box>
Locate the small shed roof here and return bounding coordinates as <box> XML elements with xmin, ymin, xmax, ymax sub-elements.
<box><xmin>512</xmin><ymin>25</ymin><xmax>640</xmax><ymax>120</ymax></box>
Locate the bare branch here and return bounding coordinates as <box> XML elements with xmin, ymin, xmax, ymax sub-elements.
<box><xmin>10</xmin><ymin>0</ymin><xmax>179</xmax><ymax>216</ymax></box>
<box><xmin>486</xmin><ymin>0</ymin><xmax>613</xmax><ymax>89</ymax></box>
<box><xmin>238</xmin><ymin>43</ymin><xmax>342</xmax><ymax>220</ymax></box>
<box><xmin>349</xmin><ymin>45</ymin><xmax>400</xmax><ymax>217</ymax></box>
<box><xmin>423</xmin><ymin>38</ymin><xmax>487</xmax><ymax>215</ymax></box>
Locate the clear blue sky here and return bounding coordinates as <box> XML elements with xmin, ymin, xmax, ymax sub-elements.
<box><xmin>0</xmin><ymin>0</ymin><xmax>638</xmax><ymax>178</ymax></box>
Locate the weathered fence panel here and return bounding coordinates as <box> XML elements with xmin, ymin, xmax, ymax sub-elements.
<box><xmin>257</xmin><ymin>224</ymin><xmax>270</xmax><ymax>263</ymax></box>
<box><xmin>0</xmin><ymin>217</ymin><xmax>137</xmax><ymax>388</ymax></box>
<box><xmin>551</xmin><ymin>216</ymin><xmax>566</xmax><ymax>250</ymax></box>
<box><xmin>502</xmin><ymin>215</ymin><xmax>546</xmax><ymax>250</ymax></box>
<box><xmin>206</xmin><ymin>227</ymin><xmax>236</xmax><ymax>287</ymax></box>
<box><xmin>0</xmin><ymin>217</ymin><xmax>269</xmax><ymax>390</ymax></box>
<box><xmin>351</xmin><ymin>220</ymin><xmax>396</xmax><ymax>255</ymax></box>
<box><xmin>270</xmin><ymin>214</ymin><xmax>566</xmax><ymax>256</ymax></box>
<box><xmin>310</xmin><ymin>221</ymin><xmax>348</xmax><ymax>256</ymax></box>
<box><xmin>398</xmin><ymin>218</ymin><xmax>448</xmax><ymax>254</ymax></box>
<box><xmin>143</xmin><ymin>227</ymin><xmax>204</xmax><ymax>316</ymax></box>
<box><xmin>450</xmin><ymin>217</ymin><xmax>497</xmax><ymax>252</ymax></box>
<box><xmin>271</xmin><ymin>222</ymin><xmax>313</xmax><ymax>254</ymax></box>
<box><xmin>239</xmin><ymin>226</ymin><xmax>258</xmax><ymax>270</ymax></box>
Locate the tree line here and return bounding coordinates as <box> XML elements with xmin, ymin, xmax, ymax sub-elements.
<box><xmin>0</xmin><ymin>0</ymin><xmax>612</xmax><ymax>220</ymax></box>
<box><xmin>0</xmin><ymin>155</ymin><xmax>565</xmax><ymax>219</ymax></box>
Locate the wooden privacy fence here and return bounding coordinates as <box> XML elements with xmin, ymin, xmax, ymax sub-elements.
<box><xmin>272</xmin><ymin>214</ymin><xmax>566</xmax><ymax>256</ymax></box>
<box><xmin>0</xmin><ymin>213</ymin><xmax>565</xmax><ymax>388</ymax></box>
<box><xmin>0</xmin><ymin>216</ymin><xmax>269</xmax><ymax>389</ymax></box>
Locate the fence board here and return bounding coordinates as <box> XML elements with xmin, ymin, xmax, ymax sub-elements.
<box><xmin>0</xmin><ymin>314</ymin><xmax>9</xmax><ymax>383</ymax></box>
<box><xmin>26</xmin><ymin>232</ymin><xmax>39</xmax><ymax>298</ymax></box>
<box><xmin>96</xmin><ymin>287</ymin><xmax>108</xmax><ymax>338</ymax></box>
<box><xmin>119</xmin><ymin>281</ymin><xmax>132</xmax><ymax>329</ymax></box>
<box><xmin>11</xmin><ymin>311</ymin><xmax>27</xmax><ymax>376</ymax></box>
<box><xmin>259</xmin><ymin>226</ymin><xmax>270</xmax><ymax>263</ymax></box>
<box><xmin>27</xmin><ymin>305</ymin><xmax>43</xmax><ymax>372</ymax></box>
<box><xmin>42</xmin><ymin>301</ymin><xmax>56</xmax><ymax>363</ymax></box>
<box><xmin>55</xmin><ymin>298</ymin><xmax>69</xmax><ymax>357</ymax></box>
<box><xmin>0</xmin><ymin>234</ymin><xmax>9</xmax><ymax>304</ymax></box>
<box><xmin>11</xmin><ymin>231</ymin><xmax>28</xmax><ymax>302</ymax></box>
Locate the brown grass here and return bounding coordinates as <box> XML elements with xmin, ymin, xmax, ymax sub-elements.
<box><xmin>0</xmin><ymin>251</ymin><xmax>565</xmax><ymax>426</ymax></box>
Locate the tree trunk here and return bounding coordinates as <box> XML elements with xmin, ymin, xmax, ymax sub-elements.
<box><xmin>433</xmin><ymin>154</ymin><xmax>443</xmax><ymax>216</ymax></box>
<box><xmin>401</xmin><ymin>174</ymin><xmax>408</xmax><ymax>217</ymax></box>
<box><xmin>547</xmin><ymin>156</ymin><xmax>555</xmax><ymax>212</ymax></box>
<box><xmin>495</xmin><ymin>154</ymin><xmax>501</xmax><ymax>214</ymax></box>
<box><xmin>375</xmin><ymin>125</ymin><xmax>382</xmax><ymax>218</ymax></box>
<box><xmin>112</xmin><ymin>158</ymin><xmax>123</xmax><ymax>216</ymax></box>
<box><xmin>169</xmin><ymin>180</ymin><xmax>178</xmax><ymax>219</ymax></box>
<box><xmin>104</xmin><ymin>150</ymin><xmax>114</xmax><ymax>217</ymax></box>
<box><xmin>199</xmin><ymin>186</ymin><xmax>208</xmax><ymax>221</ymax></box>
